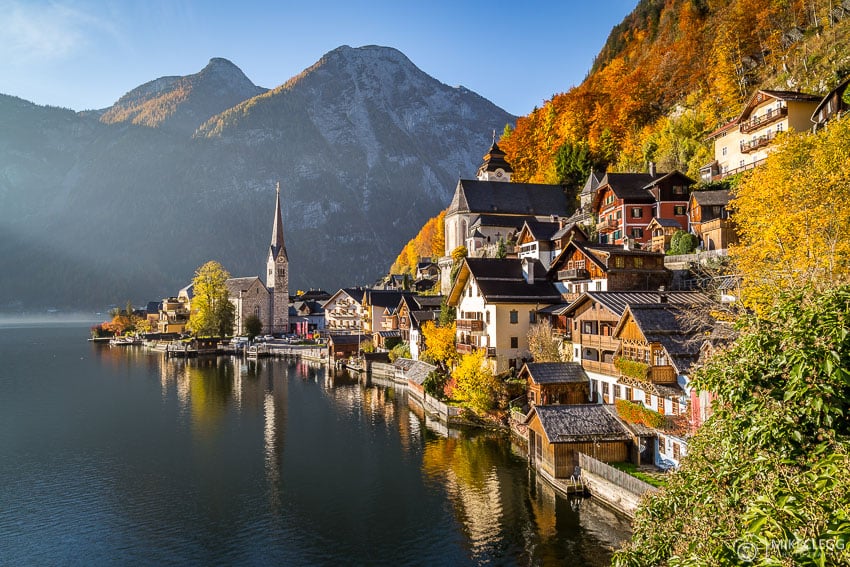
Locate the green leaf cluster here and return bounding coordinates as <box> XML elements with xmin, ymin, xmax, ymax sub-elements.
<box><xmin>614</xmin><ymin>286</ymin><xmax>850</xmax><ymax>566</ymax></box>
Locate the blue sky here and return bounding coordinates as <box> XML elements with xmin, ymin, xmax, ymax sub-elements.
<box><xmin>0</xmin><ymin>0</ymin><xmax>636</xmax><ymax>117</ymax></box>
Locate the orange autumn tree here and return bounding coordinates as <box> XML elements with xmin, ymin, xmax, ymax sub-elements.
<box><xmin>390</xmin><ymin>210</ymin><xmax>445</xmax><ymax>275</ymax></box>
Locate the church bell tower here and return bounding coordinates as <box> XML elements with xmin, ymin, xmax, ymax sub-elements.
<box><xmin>267</xmin><ymin>182</ymin><xmax>289</xmax><ymax>334</ymax></box>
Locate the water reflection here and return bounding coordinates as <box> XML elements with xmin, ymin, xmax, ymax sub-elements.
<box><xmin>78</xmin><ymin>344</ymin><xmax>630</xmax><ymax>565</ymax></box>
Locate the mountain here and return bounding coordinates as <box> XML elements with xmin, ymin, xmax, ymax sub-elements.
<box><xmin>100</xmin><ymin>57</ymin><xmax>268</xmax><ymax>134</ymax></box>
<box><xmin>0</xmin><ymin>46</ymin><xmax>515</xmax><ymax>312</ymax></box>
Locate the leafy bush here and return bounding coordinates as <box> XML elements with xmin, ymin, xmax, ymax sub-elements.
<box><xmin>614</xmin><ymin>357</ymin><xmax>650</xmax><ymax>380</ymax></box>
<box><xmin>615</xmin><ymin>399</ymin><xmax>666</xmax><ymax>429</ymax></box>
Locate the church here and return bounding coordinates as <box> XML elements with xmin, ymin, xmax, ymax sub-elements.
<box><xmin>227</xmin><ymin>183</ymin><xmax>289</xmax><ymax>335</ymax></box>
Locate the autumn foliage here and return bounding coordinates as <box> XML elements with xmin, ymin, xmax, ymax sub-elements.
<box><xmin>390</xmin><ymin>210</ymin><xmax>445</xmax><ymax>274</ymax></box>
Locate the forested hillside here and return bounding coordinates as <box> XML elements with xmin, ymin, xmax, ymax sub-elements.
<box><xmin>500</xmin><ymin>0</ymin><xmax>850</xmax><ymax>186</ymax></box>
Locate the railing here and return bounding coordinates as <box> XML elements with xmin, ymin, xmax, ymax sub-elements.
<box><xmin>579</xmin><ymin>453</ymin><xmax>657</xmax><ymax>496</ymax></box>
<box><xmin>580</xmin><ymin>333</ymin><xmax>619</xmax><ymax>351</ymax></box>
<box><xmin>557</xmin><ymin>268</ymin><xmax>590</xmax><ymax>281</ymax></box>
<box><xmin>457</xmin><ymin>343</ymin><xmax>479</xmax><ymax>354</ymax></box>
<box><xmin>581</xmin><ymin>359</ymin><xmax>616</xmax><ymax>375</ymax></box>
<box><xmin>649</xmin><ymin>365</ymin><xmax>677</xmax><ymax>383</ymax></box>
<box><xmin>597</xmin><ymin>218</ymin><xmax>615</xmax><ymax>232</ymax></box>
<box><xmin>456</xmin><ymin>319</ymin><xmax>484</xmax><ymax>332</ymax></box>
<box><xmin>740</xmin><ymin>131</ymin><xmax>777</xmax><ymax>153</ymax></box>
<box><xmin>740</xmin><ymin>106</ymin><xmax>787</xmax><ymax>133</ymax></box>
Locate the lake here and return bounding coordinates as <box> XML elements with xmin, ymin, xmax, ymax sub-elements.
<box><xmin>0</xmin><ymin>324</ymin><xmax>631</xmax><ymax>565</ymax></box>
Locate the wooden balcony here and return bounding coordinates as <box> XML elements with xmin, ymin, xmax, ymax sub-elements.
<box><xmin>740</xmin><ymin>106</ymin><xmax>787</xmax><ymax>134</ymax></box>
<box><xmin>740</xmin><ymin>131</ymin><xmax>777</xmax><ymax>153</ymax></box>
<box><xmin>456</xmin><ymin>319</ymin><xmax>484</xmax><ymax>332</ymax></box>
<box><xmin>557</xmin><ymin>268</ymin><xmax>590</xmax><ymax>281</ymax></box>
<box><xmin>579</xmin><ymin>333</ymin><xmax>619</xmax><ymax>351</ymax></box>
<box><xmin>457</xmin><ymin>343</ymin><xmax>496</xmax><ymax>357</ymax></box>
<box><xmin>649</xmin><ymin>365</ymin><xmax>677</xmax><ymax>384</ymax></box>
<box><xmin>581</xmin><ymin>359</ymin><xmax>617</xmax><ymax>376</ymax></box>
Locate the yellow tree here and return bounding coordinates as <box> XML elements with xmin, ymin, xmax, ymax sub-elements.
<box><xmin>451</xmin><ymin>349</ymin><xmax>500</xmax><ymax>414</ymax></box>
<box><xmin>187</xmin><ymin>260</ymin><xmax>235</xmax><ymax>337</ymax></box>
<box><xmin>731</xmin><ymin>119</ymin><xmax>850</xmax><ymax>314</ymax></box>
<box><xmin>421</xmin><ymin>320</ymin><xmax>458</xmax><ymax>370</ymax></box>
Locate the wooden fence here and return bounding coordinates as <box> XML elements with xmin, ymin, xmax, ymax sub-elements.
<box><xmin>578</xmin><ymin>452</ymin><xmax>657</xmax><ymax>497</ymax></box>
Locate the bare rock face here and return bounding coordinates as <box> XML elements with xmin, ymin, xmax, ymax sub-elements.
<box><xmin>0</xmin><ymin>46</ymin><xmax>515</xmax><ymax>310</ymax></box>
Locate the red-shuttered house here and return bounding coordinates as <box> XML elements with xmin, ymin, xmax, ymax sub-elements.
<box><xmin>592</xmin><ymin>166</ymin><xmax>695</xmax><ymax>247</ymax></box>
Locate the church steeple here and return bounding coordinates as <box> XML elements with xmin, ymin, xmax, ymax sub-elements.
<box><xmin>270</xmin><ymin>182</ymin><xmax>287</xmax><ymax>261</ymax></box>
<box><xmin>266</xmin><ymin>182</ymin><xmax>289</xmax><ymax>334</ymax></box>
<box><xmin>476</xmin><ymin>132</ymin><xmax>513</xmax><ymax>182</ymax></box>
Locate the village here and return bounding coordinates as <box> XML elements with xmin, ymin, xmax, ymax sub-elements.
<box><xmin>93</xmin><ymin>81</ymin><xmax>849</xmax><ymax>518</ymax></box>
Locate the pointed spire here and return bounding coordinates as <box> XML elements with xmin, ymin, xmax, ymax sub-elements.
<box><xmin>270</xmin><ymin>182</ymin><xmax>287</xmax><ymax>260</ymax></box>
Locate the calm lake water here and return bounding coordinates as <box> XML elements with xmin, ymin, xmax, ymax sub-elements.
<box><xmin>0</xmin><ymin>324</ymin><xmax>631</xmax><ymax>566</ymax></box>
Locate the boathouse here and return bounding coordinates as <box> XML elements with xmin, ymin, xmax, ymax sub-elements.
<box><xmin>519</xmin><ymin>362</ymin><xmax>591</xmax><ymax>406</ymax></box>
<box><xmin>526</xmin><ymin>404</ymin><xmax>631</xmax><ymax>478</ymax></box>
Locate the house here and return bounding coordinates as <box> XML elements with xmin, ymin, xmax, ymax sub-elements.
<box><xmin>516</xmin><ymin>218</ymin><xmax>587</xmax><ymax>270</ymax></box>
<box><xmin>526</xmin><ymin>404</ymin><xmax>632</xmax><ymax>478</ymax></box>
<box><xmin>156</xmin><ymin>296</ymin><xmax>190</xmax><ymax>334</ymax></box>
<box><xmin>440</xmin><ymin>140</ymin><xmax>572</xmax><ymax>293</ymax></box>
<box><xmin>701</xmin><ymin>89</ymin><xmax>821</xmax><ymax>181</ymax></box>
<box><xmin>361</xmin><ymin>289</ymin><xmax>414</xmax><ymax>336</ymax></box>
<box><xmin>519</xmin><ymin>362</ymin><xmax>591</xmax><ymax>406</ymax></box>
<box><xmin>226</xmin><ymin>276</ymin><xmax>271</xmax><ymax>336</ymax></box>
<box><xmin>579</xmin><ymin>167</ymin><xmax>604</xmax><ymax>213</ymax></box>
<box><xmin>547</xmin><ymin>240</ymin><xmax>671</xmax><ymax>302</ymax></box>
<box><xmin>645</xmin><ymin>218</ymin><xmax>682</xmax><ymax>253</ymax></box>
<box><xmin>811</xmin><ymin>76</ymin><xmax>850</xmax><ymax>129</ymax></box>
<box><xmin>448</xmin><ymin>257</ymin><xmax>562</xmax><ymax>373</ymax></box>
<box><xmin>687</xmin><ymin>189</ymin><xmax>738</xmax><ymax>251</ymax></box>
<box><xmin>416</xmin><ymin>261</ymin><xmax>440</xmax><ymax>281</ymax></box>
<box><xmin>327</xmin><ymin>333</ymin><xmax>370</xmax><ymax>360</ymax></box>
<box><xmin>396</xmin><ymin>293</ymin><xmax>442</xmax><ymax>360</ymax></box>
<box><xmin>592</xmin><ymin>167</ymin><xmax>695</xmax><ymax>247</ymax></box>
<box><xmin>557</xmin><ymin>290</ymin><xmax>711</xmax><ymax>408</ymax></box>
<box><xmin>323</xmin><ymin>288</ymin><xmax>367</xmax><ymax>333</ymax></box>
<box><xmin>289</xmin><ymin>300</ymin><xmax>325</xmax><ymax>337</ymax></box>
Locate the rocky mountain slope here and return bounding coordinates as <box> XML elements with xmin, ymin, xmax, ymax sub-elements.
<box><xmin>0</xmin><ymin>46</ymin><xmax>514</xmax><ymax>311</ymax></box>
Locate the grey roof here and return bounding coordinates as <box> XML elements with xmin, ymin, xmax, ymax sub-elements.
<box><xmin>478</xmin><ymin>141</ymin><xmax>514</xmax><ymax>173</ymax></box>
<box><xmin>759</xmin><ymin>89</ymin><xmax>822</xmax><ymax>102</ymax></box>
<box><xmin>597</xmin><ymin>172</ymin><xmax>658</xmax><ymax>203</ymax></box>
<box><xmin>328</xmin><ymin>334</ymin><xmax>370</xmax><ymax>346</ymax></box>
<box><xmin>364</xmin><ymin>290</ymin><xmax>414</xmax><ymax>309</ymax></box>
<box><xmin>647</xmin><ymin>218</ymin><xmax>682</xmax><ymax>228</ymax></box>
<box><xmin>393</xmin><ymin>358</ymin><xmax>437</xmax><ymax>385</ymax></box>
<box><xmin>409</xmin><ymin>310</ymin><xmax>439</xmax><ymax>329</ymax></box>
<box><xmin>621</xmin><ymin>304</ymin><xmax>713</xmax><ymax>375</ymax></box>
<box><xmin>521</xmin><ymin>219</ymin><xmax>561</xmax><ymax>242</ymax></box>
<box><xmin>377</xmin><ymin>330</ymin><xmax>402</xmax><ymax>338</ymax></box>
<box><xmin>448</xmin><ymin>179</ymin><xmax>568</xmax><ymax>217</ymax></box>
<box><xmin>530</xmin><ymin>404</ymin><xmax>632</xmax><ymax>443</ymax></box>
<box><xmin>469</xmin><ymin>214</ymin><xmax>536</xmax><ymax>229</ymax></box>
<box><xmin>559</xmin><ymin>291</ymin><xmax>712</xmax><ymax>318</ymax></box>
<box><xmin>521</xmin><ymin>362</ymin><xmax>588</xmax><ymax>384</ymax></box>
<box><xmin>580</xmin><ymin>169</ymin><xmax>604</xmax><ymax>196</ymax></box>
<box><xmin>691</xmin><ymin>189</ymin><xmax>732</xmax><ymax>207</ymax></box>
<box><xmin>465</xmin><ymin>257</ymin><xmax>562</xmax><ymax>303</ymax></box>
<box><xmin>551</xmin><ymin>222</ymin><xmax>588</xmax><ymax>242</ymax></box>
<box><xmin>225</xmin><ymin>276</ymin><xmax>265</xmax><ymax>295</ymax></box>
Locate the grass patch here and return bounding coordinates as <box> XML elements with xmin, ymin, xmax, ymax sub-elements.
<box><xmin>611</xmin><ymin>462</ymin><xmax>668</xmax><ymax>488</ymax></box>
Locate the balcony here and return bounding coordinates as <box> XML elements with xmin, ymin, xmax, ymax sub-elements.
<box><xmin>580</xmin><ymin>333</ymin><xmax>619</xmax><ymax>351</ymax></box>
<box><xmin>557</xmin><ymin>268</ymin><xmax>590</xmax><ymax>281</ymax></box>
<box><xmin>740</xmin><ymin>131</ymin><xmax>777</xmax><ymax>153</ymax></box>
<box><xmin>740</xmin><ymin>106</ymin><xmax>787</xmax><ymax>134</ymax></box>
<box><xmin>456</xmin><ymin>343</ymin><xmax>496</xmax><ymax>357</ymax></box>
<box><xmin>456</xmin><ymin>319</ymin><xmax>484</xmax><ymax>332</ymax></box>
<box><xmin>597</xmin><ymin>218</ymin><xmax>616</xmax><ymax>232</ymax></box>
<box><xmin>581</xmin><ymin>359</ymin><xmax>617</xmax><ymax>376</ymax></box>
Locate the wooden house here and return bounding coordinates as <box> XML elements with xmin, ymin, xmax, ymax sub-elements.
<box><xmin>811</xmin><ymin>75</ymin><xmax>850</xmax><ymax>129</ymax></box>
<box><xmin>362</xmin><ymin>289</ymin><xmax>413</xmax><ymax>335</ymax></box>
<box><xmin>547</xmin><ymin>240</ymin><xmax>670</xmax><ymax>301</ymax></box>
<box><xmin>526</xmin><ymin>404</ymin><xmax>631</xmax><ymax>477</ymax></box>
<box><xmin>327</xmin><ymin>333</ymin><xmax>370</xmax><ymax>360</ymax></box>
<box><xmin>519</xmin><ymin>362</ymin><xmax>591</xmax><ymax>405</ymax></box>
<box><xmin>646</xmin><ymin>218</ymin><xmax>682</xmax><ymax>253</ymax></box>
<box><xmin>687</xmin><ymin>189</ymin><xmax>737</xmax><ymax>251</ymax></box>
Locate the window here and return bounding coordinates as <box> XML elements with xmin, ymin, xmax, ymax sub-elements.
<box><xmin>631</xmin><ymin>228</ymin><xmax>643</xmax><ymax>239</ymax></box>
<box><xmin>485</xmin><ymin>311</ymin><xmax>490</xmax><ymax>325</ymax></box>
<box><xmin>529</xmin><ymin>310</ymin><xmax>536</xmax><ymax>324</ymax></box>
<box><xmin>615</xmin><ymin>385</ymin><xmax>622</xmax><ymax>399</ymax></box>
<box><xmin>510</xmin><ymin>310</ymin><xmax>518</xmax><ymax>324</ymax></box>
<box><xmin>631</xmin><ymin>207</ymin><xmax>643</xmax><ymax>218</ymax></box>
<box><xmin>673</xmin><ymin>185</ymin><xmax>686</xmax><ymax>195</ymax></box>
<box><xmin>510</xmin><ymin>336</ymin><xmax>518</xmax><ymax>349</ymax></box>
<box><xmin>633</xmin><ymin>257</ymin><xmax>644</xmax><ymax>268</ymax></box>
<box><xmin>614</xmin><ymin>256</ymin><xmax>625</xmax><ymax>268</ymax></box>
<box><xmin>616</xmin><ymin>210</ymin><xmax>623</xmax><ymax>220</ymax></box>
<box><xmin>645</xmin><ymin>390</ymin><xmax>651</xmax><ymax>405</ymax></box>
<box><xmin>673</xmin><ymin>443</ymin><xmax>681</xmax><ymax>461</ymax></box>
<box><xmin>658</xmin><ymin>436</ymin><xmax>666</xmax><ymax>453</ymax></box>
<box><xmin>721</xmin><ymin>146</ymin><xmax>727</xmax><ymax>156</ymax></box>
<box><xmin>602</xmin><ymin>382</ymin><xmax>609</xmax><ymax>395</ymax></box>
<box><xmin>674</xmin><ymin>205</ymin><xmax>686</xmax><ymax>215</ymax></box>
<box><xmin>672</xmin><ymin>397</ymin><xmax>680</xmax><ymax>414</ymax></box>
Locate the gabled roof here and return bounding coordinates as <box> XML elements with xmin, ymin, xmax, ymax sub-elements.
<box><xmin>548</xmin><ymin>240</ymin><xmax>667</xmax><ymax>278</ymax></box>
<box><xmin>580</xmin><ymin>168</ymin><xmax>604</xmax><ymax>196</ymax></box>
<box><xmin>363</xmin><ymin>289</ymin><xmax>414</xmax><ymax>309</ymax></box>
<box><xmin>646</xmin><ymin>217</ymin><xmax>682</xmax><ymax>229</ymax></box>
<box><xmin>409</xmin><ymin>310</ymin><xmax>439</xmax><ymax>329</ymax></box>
<box><xmin>593</xmin><ymin>173</ymin><xmax>658</xmax><ymax>208</ymax></box>
<box><xmin>528</xmin><ymin>404</ymin><xmax>631</xmax><ymax>443</ymax></box>
<box><xmin>739</xmin><ymin>89</ymin><xmax>821</xmax><ymax>120</ymax></box>
<box><xmin>642</xmin><ymin>170</ymin><xmax>696</xmax><ymax>190</ymax></box>
<box><xmin>811</xmin><ymin>75</ymin><xmax>850</xmax><ymax>124</ymax></box>
<box><xmin>449</xmin><ymin>257</ymin><xmax>562</xmax><ymax>306</ymax></box>
<box><xmin>558</xmin><ymin>290</ymin><xmax>712</xmax><ymax>318</ymax></box>
<box><xmin>551</xmin><ymin>222</ymin><xmax>588</xmax><ymax>242</ymax></box>
<box><xmin>690</xmin><ymin>189</ymin><xmax>732</xmax><ymax>207</ymax></box>
<box><xmin>469</xmin><ymin>213</ymin><xmax>536</xmax><ymax>229</ymax></box>
<box><xmin>446</xmin><ymin>179</ymin><xmax>568</xmax><ymax>217</ymax></box>
<box><xmin>393</xmin><ymin>358</ymin><xmax>437</xmax><ymax>385</ymax></box>
<box><xmin>327</xmin><ymin>333</ymin><xmax>370</xmax><ymax>346</ymax></box>
<box><xmin>520</xmin><ymin>362</ymin><xmax>588</xmax><ymax>385</ymax></box>
<box><xmin>613</xmin><ymin>303</ymin><xmax>713</xmax><ymax>375</ymax></box>
<box><xmin>225</xmin><ymin>276</ymin><xmax>266</xmax><ymax>296</ymax></box>
<box><xmin>517</xmin><ymin>219</ymin><xmax>561</xmax><ymax>243</ymax></box>
<box><xmin>323</xmin><ymin>287</ymin><xmax>367</xmax><ymax>308</ymax></box>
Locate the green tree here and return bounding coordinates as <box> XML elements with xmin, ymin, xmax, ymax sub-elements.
<box><xmin>243</xmin><ymin>314</ymin><xmax>263</xmax><ymax>339</ymax></box>
<box><xmin>668</xmin><ymin>229</ymin><xmax>698</xmax><ymax>255</ymax></box>
<box><xmin>614</xmin><ymin>287</ymin><xmax>850</xmax><ymax>566</ymax></box>
<box><xmin>388</xmin><ymin>341</ymin><xmax>411</xmax><ymax>362</ymax></box>
<box><xmin>187</xmin><ymin>260</ymin><xmax>234</xmax><ymax>337</ymax></box>
<box><xmin>496</xmin><ymin>238</ymin><xmax>507</xmax><ymax>259</ymax></box>
<box><xmin>554</xmin><ymin>140</ymin><xmax>594</xmax><ymax>191</ymax></box>
<box><xmin>451</xmin><ymin>349</ymin><xmax>500</xmax><ymax>414</ymax></box>
<box><xmin>438</xmin><ymin>297</ymin><xmax>456</xmax><ymax>326</ymax></box>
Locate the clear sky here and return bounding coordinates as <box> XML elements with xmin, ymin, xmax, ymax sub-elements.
<box><xmin>0</xmin><ymin>0</ymin><xmax>636</xmax><ymax>117</ymax></box>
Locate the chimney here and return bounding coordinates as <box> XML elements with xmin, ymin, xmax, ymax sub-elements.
<box><xmin>658</xmin><ymin>285</ymin><xmax>668</xmax><ymax>304</ymax></box>
<box><xmin>521</xmin><ymin>258</ymin><xmax>535</xmax><ymax>284</ymax></box>
<box><xmin>623</xmin><ymin>237</ymin><xmax>632</xmax><ymax>251</ymax></box>
<box><xmin>649</xmin><ymin>161</ymin><xmax>656</xmax><ymax>177</ymax></box>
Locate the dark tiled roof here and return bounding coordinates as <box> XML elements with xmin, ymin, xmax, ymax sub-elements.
<box><xmin>623</xmin><ymin>304</ymin><xmax>713</xmax><ymax>375</ymax></box>
<box><xmin>522</xmin><ymin>362</ymin><xmax>588</xmax><ymax>384</ymax></box>
<box><xmin>478</xmin><ymin>141</ymin><xmax>514</xmax><ymax>173</ymax></box>
<box><xmin>521</xmin><ymin>219</ymin><xmax>561</xmax><ymax>241</ymax></box>
<box><xmin>531</xmin><ymin>404</ymin><xmax>631</xmax><ymax>443</ymax></box>
<box><xmin>393</xmin><ymin>358</ymin><xmax>436</xmax><ymax>385</ymax></box>
<box><xmin>470</xmin><ymin>214</ymin><xmax>536</xmax><ymax>228</ymax></box>
<box><xmin>580</xmin><ymin>169</ymin><xmax>604</xmax><ymax>196</ymax></box>
<box><xmin>448</xmin><ymin>179</ymin><xmax>568</xmax><ymax>216</ymax></box>
<box><xmin>466</xmin><ymin>257</ymin><xmax>562</xmax><ymax>303</ymax></box>
<box><xmin>760</xmin><ymin>89</ymin><xmax>821</xmax><ymax>102</ymax></box>
<box><xmin>328</xmin><ymin>334</ymin><xmax>370</xmax><ymax>346</ymax></box>
<box><xmin>409</xmin><ymin>310</ymin><xmax>439</xmax><ymax>328</ymax></box>
<box><xmin>692</xmin><ymin>189</ymin><xmax>731</xmax><ymax>206</ymax></box>
<box><xmin>598</xmin><ymin>173</ymin><xmax>657</xmax><ymax>202</ymax></box>
<box><xmin>560</xmin><ymin>291</ymin><xmax>712</xmax><ymax>318</ymax></box>
<box><xmin>364</xmin><ymin>290</ymin><xmax>414</xmax><ymax>308</ymax></box>
<box><xmin>647</xmin><ymin>218</ymin><xmax>682</xmax><ymax>228</ymax></box>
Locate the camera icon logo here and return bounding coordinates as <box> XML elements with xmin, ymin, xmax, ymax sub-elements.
<box><xmin>736</xmin><ymin>541</ymin><xmax>759</xmax><ymax>562</ymax></box>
